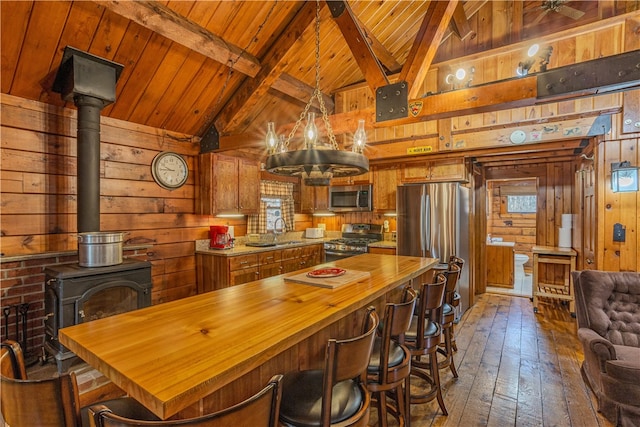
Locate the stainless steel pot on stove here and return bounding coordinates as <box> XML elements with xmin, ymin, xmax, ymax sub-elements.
<box><xmin>77</xmin><ymin>232</ymin><xmax>126</xmax><ymax>267</ymax></box>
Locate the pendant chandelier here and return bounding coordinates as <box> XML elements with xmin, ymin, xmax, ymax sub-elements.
<box><xmin>264</xmin><ymin>0</ymin><xmax>369</xmax><ymax>186</ymax></box>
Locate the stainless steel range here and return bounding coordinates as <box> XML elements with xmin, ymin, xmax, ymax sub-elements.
<box><xmin>324</xmin><ymin>223</ymin><xmax>383</xmax><ymax>262</ymax></box>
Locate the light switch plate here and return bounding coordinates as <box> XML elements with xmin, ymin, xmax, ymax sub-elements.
<box><xmin>613</xmin><ymin>223</ymin><xmax>625</xmax><ymax>242</ymax></box>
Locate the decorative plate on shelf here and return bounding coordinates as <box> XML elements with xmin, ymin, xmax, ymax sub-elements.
<box><xmin>307</xmin><ymin>268</ymin><xmax>346</xmax><ymax>278</ymax></box>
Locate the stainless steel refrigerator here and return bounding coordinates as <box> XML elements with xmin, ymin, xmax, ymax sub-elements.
<box><xmin>396</xmin><ymin>183</ymin><xmax>470</xmax><ymax>315</ymax></box>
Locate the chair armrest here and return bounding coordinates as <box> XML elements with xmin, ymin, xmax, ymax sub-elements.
<box><xmin>87</xmin><ymin>404</ymin><xmax>113</xmax><ymax>427</ymax></box>
<box><xmin>578</xmin><ymin>328</ymin><xmax>617</xmax><ymax>372</ymax></box>
<box><xmin>606</xmin><ymin>359</ymin><xmax>640</xmax><ymax>384</ymax></box>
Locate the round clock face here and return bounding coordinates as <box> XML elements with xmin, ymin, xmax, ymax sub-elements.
<box><xmin>151</xmin><ymin>152</ymin><xmax>189</xmax><ymax>190</ymax></box>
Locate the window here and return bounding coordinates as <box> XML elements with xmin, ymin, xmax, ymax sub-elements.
<box><xmin>247</xmin><ymin>181</ymin><xmax>295</xmax><ymax>234</ymax></box>
<box><xmin>263</xmin><ymin>197</ymin><xmax>283</xmax><ymax>232</ymax></box>
<box><xmin>507</xmin><ymin>195</ymin><xmax>536</xmax><ymax>213</ymax></box>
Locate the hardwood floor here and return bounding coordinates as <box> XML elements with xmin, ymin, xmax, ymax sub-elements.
<box><xmin>371</xmin><ymin>292</ymin><xmax>613</xmax><ymax>427</ymax></box>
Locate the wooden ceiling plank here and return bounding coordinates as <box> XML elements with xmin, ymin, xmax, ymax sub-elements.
<box><xmin>328</xmin><ymin>0</ymin><xmax>389</xmax><ymax>93</ymax></box>
<box><xmin>400</xmin><ymin>0</ymin><xmax>459</xmax><ymax>99</ymax></box>
<box><xmin>213</xmin><ymin>1</ymin><xmax>318</xmax><ymax>134</ymax></box>
<box><xmin>9</xmin><ymin>1</ymin><xmax>72</xmax><ymax>102</ymax></box>
<box><xmin>101</xmin><ymin>20</ymin><xmax>155</xmax><ymax>117</ymax></box>
<box><xmin>0</xmin><ymin>1</ymin><xmax>33</xmax><ymax>94</ymax></box>
<box><xmin>144</xmin><ymin>50</ymin><xmax>206</xmax><ymax>129</ymax></box>
<box><xmin>108</xmin><ymin>33</ymin><xmax>174</xmax><ymax>121</ymax></box>
<box><xmin>43</xmin><ymin>1</ymin><xmax>107</xmax><ymax>106</ymax></box>
<box><xmin>128</xmin><ymin>44</ymin><xmax>191</xmax><ymax>125</ymax></box>
<box><xmin>94</xmin><ymin>0</ymin><xmax>262</xmax><ymax>78</ymax></box>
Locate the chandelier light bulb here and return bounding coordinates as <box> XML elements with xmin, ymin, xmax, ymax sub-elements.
<box><xmin>265</xmin><ymin>122</ymin><xmax>278</xmax><ymax>154</ymax></box>
<box><xmin>304</xmin><ymin>112</ymin><xmax>318</xmax><ymax>149</ymax></box>
<box><xmin>455</xmin><ymin>68</ymin><xmax>466</xmax><ymax>80</ymax></box>
<box><xmin>278</xmin><ymin>134</ymin><xmax>287</xmax><ymax>153</ymax></box>
<box><xmin>352</xmin><ymin>119</ymin><xmax>366</xmax><ymax>153</ymax></box>
<box><xmin>527</xmin><ymin>43</ymin><xmax>540</xmax><ymax>58</ymax></box>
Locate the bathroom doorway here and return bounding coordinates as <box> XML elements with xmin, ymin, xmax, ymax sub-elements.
<box><xmin>485</xmin><ymin>178</ymin><xmax>537</xmax><ymax>297</ymax></box>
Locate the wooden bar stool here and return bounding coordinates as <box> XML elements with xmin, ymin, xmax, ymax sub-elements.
<box><xmin>437</xmin><ymin>264</ymin><xmax>460</xmax><ymax>378</ymax></box>
<box><xmin>0</xmin><ymin>340</ymin><xmax>160</xmax><ymax>427</ymax></box>
<box><xmin>367</xmin><ymin>287</ymin><xmax>418</xmax><ymax>427</ymax></box>
<box><xmin>404</xmin><ymin>273</ymin><xmax>447</xmax><ymax>416</ymax></box>
<box><xmin>89</xmin><ymin>375</ymin><xmax>283</xmax><ymax>426</ymax></box>
<box><xmin>279</xmin><ymin>308</ymin><xmax>379</xmax><ymax>427</ymax></box>
<box><xmin>449</xmin><ymin>255</ymin><xmax>465</xmax><ymax>351</ymax></box>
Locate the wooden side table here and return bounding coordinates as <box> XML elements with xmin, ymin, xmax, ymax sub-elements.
<box><xmin>531</xmin><ymin>245</ymin><xmax>577</xmax><ymax>315</ymax></box>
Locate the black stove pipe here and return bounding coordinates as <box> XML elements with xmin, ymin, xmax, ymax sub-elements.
<box><xmin>52</xmin><ymin>47</ymin><xmax>123</xmax><ymax>234</ymax></box>
<box><xmin>75</xmin><ymin>95</ymin><xmax>105</xmax><ymax>232</ymax></box>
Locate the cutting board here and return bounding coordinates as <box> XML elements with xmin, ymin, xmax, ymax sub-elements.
<box><xmin>284</xmin><ymin>269</ymin><xmax>371</xmax><ymax>289</ymax></box>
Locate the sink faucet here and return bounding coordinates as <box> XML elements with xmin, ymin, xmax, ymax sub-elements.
<box><xmin>273</xmin><ymin>217</ymin><xmax>287</xmax><ymax>242</ymax></box>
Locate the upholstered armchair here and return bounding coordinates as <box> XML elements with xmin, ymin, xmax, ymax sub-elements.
<box><xmin>573</xmin><ymin>270</ymin><xmax>640</xmax><ymax>427</ymax></box>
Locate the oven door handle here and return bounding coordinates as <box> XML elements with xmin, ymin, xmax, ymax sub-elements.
<box><xmin>325</xmin><ymin>250</ymin><xmax>362</xmax><ymax>257</ymax></box>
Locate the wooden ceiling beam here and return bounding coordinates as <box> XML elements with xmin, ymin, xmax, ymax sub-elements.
<box><xmin>271</xmin><ymin>73</ymin><xmax>335</xmax><ymax>113</ymax></box>
<box><xmin>328</xmin><ymin>1</ymin><xmax>389</xmax><ymax>93</ymax></box>
<box><xmin>399</xmin><ymin>0</ymin><xmax>459</xmax><ymax>99</ymax></box>
<box><xmin>94</xmin><ymin>0</ymin><xmax>261</xmax><ymax>77</ymax></box>
<box><xmin>449</xmin><ymin>2</ymin><xmax>473</xmax><ymax>41</ymax></box>
<box><xmin>213</xmin><ymin>1</ymin><xmax>320</xmax><ymax>134</ymax></box>
<box><xmin>361</xmin><ymin>23</ymin><xmax>402</xmax><ymax>74</ymax></box>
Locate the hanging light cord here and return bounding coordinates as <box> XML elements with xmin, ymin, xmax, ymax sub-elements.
<box><xmin>284</xmin><ymin>0</ymin><xmax>339</xmax><ymax>151</ymax></box>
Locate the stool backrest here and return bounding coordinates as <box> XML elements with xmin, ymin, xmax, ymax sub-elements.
<box><xmin>321</xmin><ymin>308</ymin><xmax>379</xmax><ymax>426</ymax></box>
<box><xmin>90</xmin><ymin>374</ymin><xmax>283</xmax><ymax>427</ymax></box>
<box><xmin>443</xmin><ymin>264</ymin><xmax>460</xmax><ymax>304</ymax></box>
<box><xmin>376</xmin><ymin>287</ymin><xmax>417</xmax><ymax>382</ymax></box>
<box><xmin>1</xmin><ymin>340</ymin><xmax>82</xmax><ymax>427</ymax></box>
<box><xmin>449</xmin><ymin>256</ymin><xmax>464</xmax><ymax>274</ymax></box>
<box><xmin>415</xmin><ymin>273</ymin><xmax>446</xmax><ymax>349</ymax></box>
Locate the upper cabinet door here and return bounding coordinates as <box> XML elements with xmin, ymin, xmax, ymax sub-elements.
<box><xmin>197</xmin><ymin>153</ymin><xmax>260</xmax><ymax>215</ymax></box>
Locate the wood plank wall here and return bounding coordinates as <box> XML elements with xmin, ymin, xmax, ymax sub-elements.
<box><xmin>0</xmin><ymin>94</ymin><xmax>302</xmax><ymax>305</ymax></box>
<box><xmin>486</xmin><ymin>179</ymin><xmax>537</xmax><ymax>268</ymax></box>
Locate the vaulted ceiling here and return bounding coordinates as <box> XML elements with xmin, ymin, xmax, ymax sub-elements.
<box><xmin>1</xmin><ymin>1</ymin><xmax>638</xmax><ymax>156</ymax></box>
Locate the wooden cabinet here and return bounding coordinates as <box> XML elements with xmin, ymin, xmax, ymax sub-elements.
<box><xmin>372</xmin><ymin>165</ymin><xmax>399</xmax><ymax>212</ymax></box>
<box><xmin>229</xmin><ymin>254</ymin><xmax>260</xmax><ymax>286</ymax></box>
<box><xmin>300</xmin><ymin>183</ymin><xmax>329</xmax><ymax>213</ymax></box>
<box><xmin>400</xmin><ymin>158</ymin><xmax>467</xmax><ymax>183</ymax></box>
<box><xmin>281</xmin><ymin>245</ymin><xmax>323</xmax><ymax>273</ymax></box>
<box><xmin>197</xmin><ymin>153</ymin><xmax>260</xmax><ymax>215</ymax></box>
<box><xmin>258</xmin><ymin>251</ymin><xmax>283</xmax><ymax>279</ymax></box>
<box><xmin>331</xmin><ymin>172</ymin><xmax>371</xmax><ymax>186</ymax></box>
<box><xmin>196</xmin><ymin>244</ymin><xmax>324</xmax><ymax>292</ymax></box>
<box><xmin>486</xmin><ymin>244</ymin><xmax>514</xmax><ymax>288</ymax></box>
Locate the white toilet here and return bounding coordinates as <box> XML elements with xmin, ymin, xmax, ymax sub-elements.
<box><xmin>514</xmin><ymin>253</ymin><xmax>529</xmax><ymax>288</ymax></box>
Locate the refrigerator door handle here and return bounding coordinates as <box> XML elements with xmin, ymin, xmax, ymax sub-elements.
<box><xmin>421</xmin><ymin>191</ymin><xmax>430</xmax><ymax>257</ymax></box>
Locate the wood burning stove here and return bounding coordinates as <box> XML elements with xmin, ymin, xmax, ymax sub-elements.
<box><xmin>44</xmin><ymin>259</ymin><xmax>152</xmax><ymax>372</ymax></box>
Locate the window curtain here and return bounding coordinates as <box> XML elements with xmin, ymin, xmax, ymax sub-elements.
<box><xmin>247</xmin><ymin>181</ymin><xmax>295</xmax><ymax>234</ymax></box>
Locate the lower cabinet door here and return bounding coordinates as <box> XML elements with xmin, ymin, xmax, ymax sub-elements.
<box><xmin>230</xmin><ymin>267</ymin><xmax>260</xmax><ymax>286</ymax></box>
<box><xmin>260</xmin><ymin>262</ymin><xmax>283</xmax><ymax>279</ymax></box>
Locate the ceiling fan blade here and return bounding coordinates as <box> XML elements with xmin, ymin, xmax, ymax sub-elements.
<box><xmin>556</xmin><ymin>5</ymin><xmax>585</xmax><ymax>20</ymax></box>
<box><xmin>532</xmin><ymin>9</ymin><xmax>551</xmax><ymax>25</ymax></box>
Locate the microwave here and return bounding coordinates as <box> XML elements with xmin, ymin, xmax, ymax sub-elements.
<box><xmin>329</xmin><ymin>184</ymin><xmax>373</xmax><ymax>212</ymax></box>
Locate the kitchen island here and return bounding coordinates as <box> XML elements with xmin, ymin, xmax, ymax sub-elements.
<box><xmin>59</xmin><ymin>253</ymin><xmax>438</xmax><ymax>420</ymax></box>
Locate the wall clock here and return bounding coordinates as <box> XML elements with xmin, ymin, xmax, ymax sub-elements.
<box><xmin>151</xmin><ymin>152</ymin><xmax>189</xmax><ymax>190</ymax></box>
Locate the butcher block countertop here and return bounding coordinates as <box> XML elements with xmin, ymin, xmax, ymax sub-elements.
<box><xmin>59</xmin><ymin>254</ymin><xmax>438</xmax><ymax>419</ymax></box>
